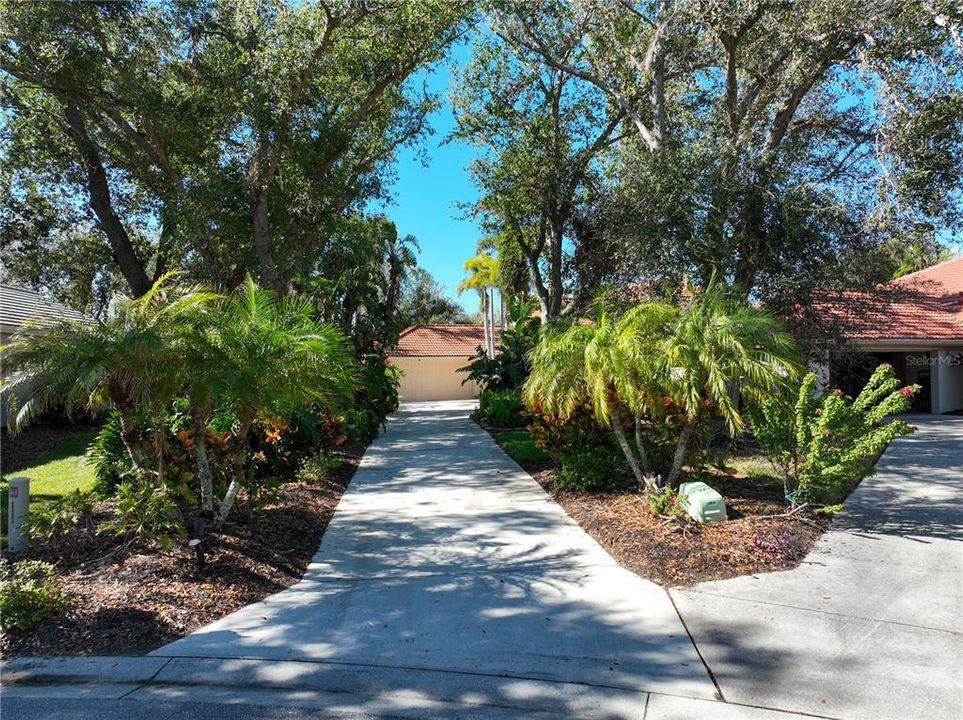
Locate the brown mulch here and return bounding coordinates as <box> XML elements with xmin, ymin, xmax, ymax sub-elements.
<box><xmin>0</xmin><ymin>445</ymin><xmax>365</xmax><ymax>658</ymax></box>
<box><xmin>493</xmin><ymin>429</ymin><xmax>828</xmax><ymax>587</ymax></box>
<box><xmin>535</xmin><ymin>471</ymin><xmax>826</xmax><ymax>587</ymax></box>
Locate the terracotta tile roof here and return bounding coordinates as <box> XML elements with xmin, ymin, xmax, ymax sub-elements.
<box><xmin>816</xmin><ymin>256</ymin><xmax>963</xmax><ymax>342</ymax></box>
<box><xmin>390</xmin><ymin>324</ymin><xmax>500</xmax><ymax>357</ymax></box>
<box><xmin>0</xmin><ymin>285</ymin><xmax>89</xmax><ymax>334</ymax></box>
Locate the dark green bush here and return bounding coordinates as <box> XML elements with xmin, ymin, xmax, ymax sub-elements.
<box><xmin>477</xmin><ymin>389</ymin><xmax>526</xmax><ymax>428</ymax></box>
<box><xmin>555</xmin><ymin>447</ymin><xmax>624</xmax><ymax>492</ymax></box>
<box><xmin>0</xmin><ymin>559</ymin><xmax>61</xmax><ymax>632</ymax></box>
<box><xmin>87</xmin><ymin>411</ymin><xmax>136</xmax><ymax>497</ymax></box>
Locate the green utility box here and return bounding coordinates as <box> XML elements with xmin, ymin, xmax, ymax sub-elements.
<box><xmin>678</xmin><ymin>481</ymin><xmax>728</xmax><ymax>523</ymax></box>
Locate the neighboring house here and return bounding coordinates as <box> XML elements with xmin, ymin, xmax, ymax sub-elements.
<box><xmin>1</xmin><ymin>285</ymin><xmax>90</xmax><ymax>424</ymax></box>
<box><xmin>388</xmin><ymin>324</ymin><xmax>498</xmax><ymax>402</ymax></box>
<box><xmin>811</xmin><ymin>256</ymin><xmax>963</xmax><ymax>414</ymax></box>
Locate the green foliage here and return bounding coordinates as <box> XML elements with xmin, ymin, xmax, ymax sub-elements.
<box><xmin>1</xmin><ymin>2</ymin><xmax>469</xmax><ymax>299</ymax></box>
<box><xmin>524</xmin><ymin>281</ymin><xmax>799</xmax><ymax>487</ymax></box>
<box><xmin>398</xmin><ymin>267</ymin><xmax>469</xmax><ymax>325</ymax></box>
<box><xmin>748</xmin><ymin>365</ymin><xmax>918</xmax><ymax>504</ymax></box>
<box><xmin>556</xmin><ymin>447</ymin><xmax>624</xmax><ymax>492</ymax></box>
<box><xmin>490</xmin><ymin>2</ymin><xmax>963</xmax><ymax>324</ymax></box>
<box><xmin>648</xmin><ymin>486</ymin><xmax>686</xmax><ymax>518</ymax></box>
<box><xmin>527</xmin><ymin>402</ymin><xmax>613</xmax><ymax>463</ymax></box>
<box><xmin>22</xmin><ymin>489</ymin><xmax>96</xmax><ymax>549</ymax></box>
<box><xmin>88</xmin><ymin>412</ymin><xmax>135</xmax><ymax>497</ymax></box>
<box><xmin>100</xmin><ymin>482</ymin><xmax>185</xmax><ymax>550</ymax></box>
<box><xmin>460</xmin><ymin>300</ymin><xmax>540</xmax><ymax>391</ymax></box>
<box><xmin>493</xmin><ymin>430</ymin><xmax>550</xmax><ymax>465</ymax></box>
<box><xmin>0</xmin><ymin>558</ymin><xmax>61</xmax><ymax>632</ymax></box>
<box><xmin>297</xmin><ymin>453</ymin><xmax>342</xmax><ymax>484</ymax></box>
<box><xmin>477</xmin><ymin>389</ymin><xmax>526</xmax><ymax>428</ymax></box>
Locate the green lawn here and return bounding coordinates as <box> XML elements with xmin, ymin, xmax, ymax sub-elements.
<box><xmin>1</xmin><ymin>428</ymin><xmax>100</xmax><ymax>540</ymax></box>
<box><xmin>494</xmin><ymin>430</ymin><xmax>550</xmax><ymax>465</ymax></box>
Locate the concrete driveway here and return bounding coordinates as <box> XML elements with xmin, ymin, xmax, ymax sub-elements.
<box><xmin>142</xmin><ymin>400</ymin><xmax>719</xmax><ymax>717</ymax></box>
<box><xmin>5</xmin><ymin>406</ymin><xmax>960</xmax><ymax>719</ymax></box>
<box><xmin>672</xmin><ymin>415</ymin><xmax>963</xmax><ymax>720</ymax></box>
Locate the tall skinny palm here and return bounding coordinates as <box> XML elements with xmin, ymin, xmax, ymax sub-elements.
<box><xmin>1</xmin><ymin>275</ymin><xmax>215</xmax><ymax>472</ymax></box>
<box><xmin>660</xmin><ymin>278</ymin><xmax>800</xmax><ymax>485</ymax></box>
<box><xmin>457</xmin><ymin>253</ymin><xmax>499</xmax><ymax>356</ymax></box>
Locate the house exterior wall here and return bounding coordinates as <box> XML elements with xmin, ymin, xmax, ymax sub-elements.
<box><xmin>390</xmin><ymin>356</ymin><xmax>479</xmax><ymax>402</ymax></box>
<box><xmin>933</xmin><ymin>349</ymin><xmax>963</xmax><ymax>414</ymax></box>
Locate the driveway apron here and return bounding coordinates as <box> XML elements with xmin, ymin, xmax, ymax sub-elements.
<box><xmin>671</xmin><ymin>416</ymin><xmax>963</xmax><ymax>720</ymax></box>
<box><xmin>153</xmin><ymin>401</ymin><xmax>717</xmax><ymax>714</ymax></box>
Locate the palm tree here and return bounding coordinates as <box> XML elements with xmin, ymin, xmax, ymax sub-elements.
<box><xmin>457</xmin><ymin>253</ymin><xmax>499</xmax><ymax>356</ymax></box>
<box><xmin>1</xmin><ymin>274</ymin><xmax>215</xmax><ymax>472</ymax></box>
<box><xmin>659</xmin><ymin>278</ymin><xmax>800</xmax><ymax>485</ymax></box>
<box><xmin>195</xmin><ymin>277</ymin><xmax>359</xmax><ymax>522</ymax></box>
<box><xmin>524</xmin><ymin>296</ymin><xmax>678</xmax><ymax>489</ymax></box>
<box><xmin>525</xmin><ymin>281</ymin><xmax>800</xmax><ymax>489</ymax></box>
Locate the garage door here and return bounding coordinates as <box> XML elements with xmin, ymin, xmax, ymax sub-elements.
<box><xmin>390</xmin><ymin>356</ymin><xmax>479</xmax><ymax>402</ymax></box>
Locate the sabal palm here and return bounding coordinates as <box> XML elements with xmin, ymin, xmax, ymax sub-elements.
<box><xmin>1</xmin><ymin>274</ymin><xmax>215</xmax><ymax>471</ymax></box>
<box><xmin>660</xmin><ymin>279</ymin><xmax>800</xmax><ymax>485</ymax></box>
<box><xmin>195</xmin><ymin>277</ymin><xmax>359</xmax><ymax>521</ymax></box>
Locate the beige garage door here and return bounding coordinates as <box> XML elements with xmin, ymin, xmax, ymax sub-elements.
<box><xmin>390</xmin><ymin>356</ymin><xmax>479</xmax><ymax>402</ymax></box>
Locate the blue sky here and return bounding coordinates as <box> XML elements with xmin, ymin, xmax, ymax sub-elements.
<box><xmin>371</xmin><ymin>47</ymin><xmax>484</xmax><ymax>313</ymax></box>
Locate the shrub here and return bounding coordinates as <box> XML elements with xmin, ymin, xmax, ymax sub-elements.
<box><xmin>647</xmin><ymin>486</ymin><xmax>686</xmax><ymax>518</ymax></box>
<box><xmin>748</xmin><ymin>364</ymin><xmax>918</xmax><ymax>505</ymax></box>
<box><xmin>297</xmin><ymin>452</ymin><xmax>342</xmax><ymax>483</ymax></box>
<box><xmin>88</xmin><ymin>411</ymin><xmax>137</xmax><ymax>497</ymax></box>
<box><xmin>22</xmin><ymin>490</ymin><xmax>97</xmax><ymax>549</ymax></box>
<box><xmin>100</xmin><ymin>482</ymin><xmax>185</xmax><ymax>550</ymax></box>
<box><xmin>555</xmin><ymin>447</ymin><xmax>624</xmax><ymax>492</ymax></box>
<box><xmin>477</xmin><ymin>389</ymin><xmax>526</xmax><ymax>428</ymax></box>
<box><xmin>527</xmin><ymin>401</ymin><xmax>613</xmax><ymax>462</ymax></box>
<box><xmin>459</xmin><ymin>299</ymin><xmax>540</xmax><ymax>391</ymax></box>
<box><xmin>0</xmin><ymin>559</ymin><xmax>61</xmax><ymax>632</ymax></box>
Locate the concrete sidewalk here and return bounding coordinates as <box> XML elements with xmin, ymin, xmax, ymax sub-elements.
<box><xmin>671</xmin><ymin>416</ymin><xmax>963</xmax><ymax>720</ymax></box>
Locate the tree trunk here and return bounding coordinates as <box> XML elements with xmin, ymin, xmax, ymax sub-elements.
<box><xmin>488</xmin><ymin>288</ymin><xmax>496</xmax><ymax>355</ymax></box>
<box><xmin>193</xmin><ymin>405</ymin><xmax>214</xmax><ymax>513</ymax></box>
<box><xmin>217</xmin><ymin>421</ymin><xmax>251</xmax><ymax>523</ymax></box>
<box><xmin>666</xmin><ymin>413</ymin><xmax>699</xmax><ymax>487</ymax></box>
<box><xmin>63</xmin><ymin>105</ymin><xmax>151</xmax><ymax>297</ymax></box>
<box><xmin>612</xmin><ymin>418</ymin><xmax>645</xmax><ymax>487</ymax></box>
<box><xmin>547</xmin><ymin>222</ymin><xmax>564</xmax><ymax>318</ymax></box>
<box><xmin>480</xmin><ymin>291</ymin><xmax>491</xmax><ymax>357</ymax></box>
<box><xmin>633</xmin><ymin>413</ymin><xmax>656</xmax><ymax>482</ymax></box>
<box><xmin>117</xmin><ymin>408</ymin><xmax>146</xmax><ymax>472</ymax></box>
<box><xmin>153</xmin><ymin>431</ymin><xmax>165</xmax><ymax>487</ymax></box>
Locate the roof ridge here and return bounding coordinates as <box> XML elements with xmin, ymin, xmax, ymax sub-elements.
<box><xmin>890</xmin><ymin>254</ymin><xmax>963</xmax><ymax>285</ymax></box>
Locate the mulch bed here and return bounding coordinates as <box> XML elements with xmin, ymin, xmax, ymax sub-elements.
<box><xmin>0</xmin><ymin>444</ymin><xmax>365</xmax><ymax>658</ymax></box>
<box><xmin>487</xmin><ymin>428</ymin><xmax>828</xmax><ymax>587</ymax></box>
